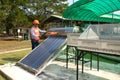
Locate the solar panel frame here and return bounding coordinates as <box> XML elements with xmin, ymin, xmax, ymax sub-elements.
<box><xmin>16</xmin><ymin>36</ymin><xmax>67</xmax><ymax>74</ymax></box>
<box><xmin>16</xmin><ymin>27</ymin><xmax>74</xmax><ymax>74</ymax></box>
<box><xmin>31</xmin><ymin>36</ymin><xmax>66</xmax><ymax>69</ymax></box>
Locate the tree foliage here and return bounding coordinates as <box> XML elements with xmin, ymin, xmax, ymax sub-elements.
<box><xmin>0</xmin><ymin>0</ymin><xmax>68</xmax><ymax>34</ymax></box>
<box><xmin>24</xmin><ymin>0</ymin><xmax>68</xmax><ymax>21</ymax></box>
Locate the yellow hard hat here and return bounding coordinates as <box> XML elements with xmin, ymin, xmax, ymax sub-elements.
<box><xmin>33</xmin><ymin>20</ymin><xmax>40</xmax><ymax>25</ymax></box>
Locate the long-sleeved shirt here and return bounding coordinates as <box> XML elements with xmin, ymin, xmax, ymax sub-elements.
<box><xmin>30</xmin><ymin>26</ymin><xmax>46</xmax><ymax>40</ymax></box>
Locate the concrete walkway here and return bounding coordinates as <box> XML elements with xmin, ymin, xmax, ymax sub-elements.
<box><xmin>0</xmin><ymin>60</ymin><xmax>120</xmax><ymax>80</ymax></box>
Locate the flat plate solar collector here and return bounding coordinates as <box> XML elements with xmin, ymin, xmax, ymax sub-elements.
<box><xmin>17</xmin><ymin>36</ymin><xmax>67</xmax><ymax>74</ymax></box>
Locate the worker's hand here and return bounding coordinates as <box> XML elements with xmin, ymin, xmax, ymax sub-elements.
<box><xmin>46</xmin><ymin>32</ymin><xmax>58</xmax><ymax>36</ymax></box>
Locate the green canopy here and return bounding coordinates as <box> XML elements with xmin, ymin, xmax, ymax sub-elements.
<box><xmin>62</xmin><ymin>0</ymin><xmax>120</xmax><ymax>23</ymax></box>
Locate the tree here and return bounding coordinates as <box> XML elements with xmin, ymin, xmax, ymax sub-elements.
<box><xmin>0</xmin><ymin>0</ymin><xmax>29</xmax><ymax>35</ymax></box>
<box><xmin>24</xmin><ymin>0</ymin><xmax>68</xmax><ymax>21</ymax></box>
<box><xmin>0</xmin><ymin>0</ymin><xmax>68</xmax><ymax>35</ymax></box>
<box><xmin>0</xmin><ymin>0</ymin><xmax>11</xmax><ymax>33</ymax></box>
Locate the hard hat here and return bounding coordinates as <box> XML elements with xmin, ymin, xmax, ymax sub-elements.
<box><xmin>33</xmin><ymin>20</ymin><xmax>39</xmax><ymax>25</ymax></box>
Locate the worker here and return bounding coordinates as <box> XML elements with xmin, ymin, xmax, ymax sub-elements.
<box><xmin>30</xmin><ymin>20</ymin><xmax>46</xmax><ymax>50</ymax></box>
<box><xmin>73</xmin><ymin>24</ymin><xmax>80</xmax><ymax>33</ymax></box>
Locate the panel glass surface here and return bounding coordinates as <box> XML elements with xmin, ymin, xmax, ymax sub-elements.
<box><xmin>20</xmin><ymin>36</ymin><xmax>66</xmax><ymax>69</ymax></box>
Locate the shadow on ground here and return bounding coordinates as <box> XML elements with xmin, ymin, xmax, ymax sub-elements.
<box><xmin>2</xmin><ymin>57</ymin><xmax>20</xmax><ymax>62</ymax></box>
<box><xmin>38</xmin><ymin>64</ymin><xmax>108</xmax><ymax>80</ymax></box>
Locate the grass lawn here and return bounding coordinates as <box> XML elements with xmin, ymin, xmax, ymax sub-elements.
<box><xmin>0</xmin><ymin>40</ymin><xmax>31</xmax><ymax>52</ymax></box>
<box><xmin>0</xmin><ymin>50</ymin><xmax>31</xmax><ymax>65</ymax></box>
<box><xmin>0</xmin><ymin>50</ymin><xmax>31</xmax><ymax>80</ymax></box>
<box><xmin>0</xmin><ymin>39</ymin><xmax>32</xmax><ymax>64</ymax></box>
<box><xmin>0</xmin><ymin>40</ymin><xmax>31</xmax><ymax>80</ymax></box>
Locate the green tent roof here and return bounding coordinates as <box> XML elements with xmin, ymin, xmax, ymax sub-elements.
<box><xmin>62</xmin><ymin>0</ymin><xmax>120</xmax><ymax>22</ymax></box>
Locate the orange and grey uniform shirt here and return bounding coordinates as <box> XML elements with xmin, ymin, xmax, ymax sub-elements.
<box><xmin>30</xmin><ymin>26</ymin><xmax>46</xmax><ymax>40</ymax></box>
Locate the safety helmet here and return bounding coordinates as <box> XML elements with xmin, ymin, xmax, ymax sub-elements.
<box><xmin>33</xmin><ymin>20</ymin><xmax>39</xmax><ymax>25</ymax></box>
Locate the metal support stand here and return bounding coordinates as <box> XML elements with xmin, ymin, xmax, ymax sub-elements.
<box><xmin>76</xmin><ymin>50</ymin><xmax>79</xmax><ymax>80</ymax></box>
<box><xmin>90</xmin><ymin>52</ymin><xmax>93</xmax><ymax>70</ymax></box>
<box><xmin>81</xmin><ymin>51</ymin><xmax>84</xmax><ymax>73</ymax></box>
<box><xmin>97</xmin><ymin>53</ymin><xmax>99</xmax><ymax>71</ymax></box>
<box><xmin>66</xmin><ymin>45</ymin><xmax>68</xmax><ymax>69</ymax></box>
<box><xmin>66</xmin><ymin>45</ymin><xmax>100</xmax><ymax>80</ymax></box>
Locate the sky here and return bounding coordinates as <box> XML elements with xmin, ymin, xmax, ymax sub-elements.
<box><xmin>67</xmin><ymin>0</ymin><xmax>78</xmax><ymax>5</ymax></box>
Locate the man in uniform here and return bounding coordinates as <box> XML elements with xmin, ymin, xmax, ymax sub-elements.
<box><xmin>30</xmin><ymin>20</ymin><xmax>46</xmax><ymax>50</ymax></box>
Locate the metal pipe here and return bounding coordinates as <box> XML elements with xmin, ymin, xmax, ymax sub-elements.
<box><xmin>76</xmin><ymin>49</ymin><xmax>79</xmax><ymax>80</ymax></box>
<box><xmin>90</xmin><ymin>52</ymin><xmax>92</xmax><ymax>70</ymax></box>
<box><xmin>66</xmin><ymin>45</ymin><xmax>69</xmax><ymax>69</ymax></box>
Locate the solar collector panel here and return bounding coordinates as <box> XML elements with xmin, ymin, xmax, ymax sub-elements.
<box><xmin>19</xmin><ymin>36</ymin><xmax>66</xmax><ymax>70</ymax></box>
<box><xmin>31</xmin><ymin>36</ymin><xmax>66</xmax><ymax>69</ymax></box>
<box><xmin>16</xmin><ymin>27</ymin><xmax>74</xmax><ymax>74</ymax></box>
<box><xmin>32</xmin><ymin>36</ymin><xmax>66</xmax><ymax>69</ymax></box>
<box><xmin>20</xmin><ymin>36</ymin><xmax>57</xmax><ymax>65</ymax></box>
<box><xmin>30</xmin><ymin>37</ymin><xmax>59</xmax><ymax>68</ymax></box>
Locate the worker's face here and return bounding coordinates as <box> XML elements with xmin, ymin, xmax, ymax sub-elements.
<box><xmin>34</xmin><ymin>24</ymin><xmax>39</xmax><ymax>27</ymax></box>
